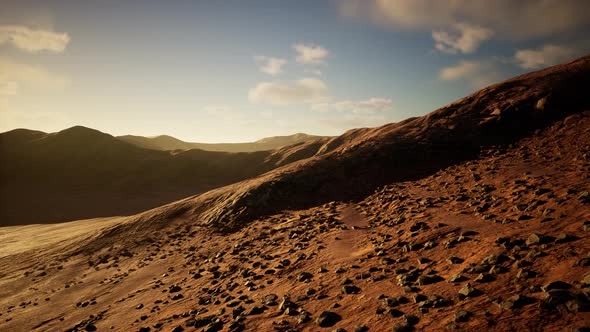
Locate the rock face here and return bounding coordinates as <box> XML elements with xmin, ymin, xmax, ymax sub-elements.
<box><xmin>1</xmin><ymin>55</ymin><xmax>590</xmax><ymax>332</ymax></box>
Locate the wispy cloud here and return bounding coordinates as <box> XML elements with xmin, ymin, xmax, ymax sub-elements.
<box><xmin>248</xmin><ymin>78</ymin><xmax>328</xmax><ymax>105</ymax></box>
<box><xmin>0</xmin><ymin>25</ymin><xmax>70</xmax><ymax>53</ymax></box>
<box><xmin>433</xmin><ymin>22</ymin><xmax>493</xmax><ymax>54</ymax></box>
<box><xmin>293</xmin><ymin>43</ymin><xmax>329</xmax><ymax>64</ymax></box>
<box><xmin>514</xmin><ymin>44</ymin><xmax>576</xmax><ymax>69</ymax></box>
<box><xmin>312</xmin><ymin>98</ymin><xmax>393</xmax><ymax>114</ymax></box>
<box><xmin>254</xmin><ymin>56</ymin><xmax>287</xmax><ymax>75</ymax></box>
<box><xmin>439</xmin><ymin>59</ymin><xmax>502</xmax><ymax>89</ymax></box>
<box><xmin>439</xmin><ymin>61</ymin><xmax>481</xmax><ymax>81</ymax></box>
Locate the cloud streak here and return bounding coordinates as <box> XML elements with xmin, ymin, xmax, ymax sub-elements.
<box><xmin>433</xmin><ymin>22</ymin><xmax>493</xmax><ymax>54</ymax></box>
<box><xmin>514</xmin><ymin>44</ymin><xmax>576</xmax><ymax>69</ymax></box>
<box><xmin>312</xmin><ymin>98</ymin><xmax>393</xmax><ymax>114</ymax></box>
<box><xmin>439</xmin><ymin>60</ymin><xmax>502</xmax><ymax>89</ymax></box>
<box><xmin>0</xmin><ymin>25</ymin><xmax>70</xmax><ymax>53</ymax></box>
<box><xmin>248</xmin><ymin>78</ymin><xmax>328</xmax><ymax>105</ymax></box>
<box><xmin>254</xmin><ymin>56</ymin><xmax>287</xmax><ymax>75</ymax></box>
<box><xmin>293</xmin><ymin>43</ymin><xmax>329</xmax><ymax>64</ymax></box>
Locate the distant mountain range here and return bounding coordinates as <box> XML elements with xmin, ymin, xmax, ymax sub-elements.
<box><xmin>0</xmin><ymin>127</ymin><xmax>329</xmax><ymax>226</ymax></box>
<box><xmin>117</xmin><ymin>133</ymin><xmax>328</xmax><ymax>152</ymax></box>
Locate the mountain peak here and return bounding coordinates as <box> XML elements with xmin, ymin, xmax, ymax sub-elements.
<box><xmin>57</xmin><ymin>126</ymin><xmax>108</xmax><ymax>137</ymax></box>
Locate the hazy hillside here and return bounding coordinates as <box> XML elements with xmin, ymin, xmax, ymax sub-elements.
<box><xmin>117</xmin><ymin>133</ymin><xmax>328</xmax><ymax>152</ymax></box>
<box><xmin>0</xmin><ymin>127</ymin><xmax>330</xmax><ymax>226</ymax></box>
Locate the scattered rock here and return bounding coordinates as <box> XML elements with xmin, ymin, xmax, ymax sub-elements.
<box><xmin>392</xmin><ymin>322</ymin><xmax>413</xmax><ymax>332</ymax></box>
<box><xmin>542</xmin><ymin>281</ymin><xmax>572</xmax><ymax>292</ymax></box>
<box><xmin>341</xmin><ymin>284</ymin><xmax>361</xmax><ymax>294</ymax></box>
<box><xmin>458</xmin><ymin>283</ymin><xmax>477</xmax><ymax>298</ymax></box>
<box><xmin>454</xmin><ymin>310</ymin><xmax>470</xmax><ymax>322</ymax></box>
<box><xmin>500</xmin><ymin>295</ymin><xmax>533</xmax><ymax>310</ymax></box>
<box><xmin>316</xmin><ymin>311</ymin><xmax>341</xmax><ymax>327</ymax></box>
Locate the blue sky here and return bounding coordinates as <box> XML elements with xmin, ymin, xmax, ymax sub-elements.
<box><xmin>1</xmin><ymin>0</ymin><xmax>589</xmax><ymax>142</ymax></box>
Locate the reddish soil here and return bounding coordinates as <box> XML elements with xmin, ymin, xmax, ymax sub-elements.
<box><xmin>1</xmin><ymin>56</ymin><xmax>590</xmax><ymax>332</ymax></box>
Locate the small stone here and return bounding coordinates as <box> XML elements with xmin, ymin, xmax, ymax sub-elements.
<box><xmin>526</xmin><ymin>234</ymin><xmax>541</xmax><ymax>245</ymax></box>
<box><xmin>413</xmin><ymin>294</ymin><xmax>427</xmax><ymax>303</ymax></box>
<box><xmin>169</xmin><ymin>285</ymin><xmax>182</xmax><ymax>293</ymax></box>
<box><xmin>516</xmin><ymin>268</ymin><xmax>536</xmax><ymax>279</ymax></box>
<box><xmin>297</xmin><ymin>311</ymin><xmax>311</xmax><ymax>324</ymax></box>
<box><xmin>243</xmin><ymin>305</ymin><xmax>265</xmax><ymax>316</ymax></box>
<box><xmin>316</xmin><ymin>311</ymin><xmax>341</xmax><ymax>327</ymax></box>
<box><xmin>448</xmin><ymin>257</ymin><xmax>464</xmax><ymax>264</ymax></box>
<box><xmin>458</xmin><ymin>283</ymin><xmax>477</xmax><ymax>297</ymax></box>
<box><xmin>264</xmin><ymin>294</ymin><xmax>278</xmax><ymax>306</ymax></box>
<box><xmin>576</xmin><ymin>258</ymin><xmax>590</xmax><ymax>267</ymax></box>
<box><xmin>474</xmin><ymin>273</ymin><xmax>494</xmax><ymax>283</ymax></box>
<box><xmin>555</xmin><ymin>234</ymin><xmax>576</xmax><ymax>243</ymax></box>
<box><xmin>392</xmin><ymin>323</ymin><xmax>413</xmax><ymax>332</ymax></box>
<box><xmin>416</xmin><ymin>258</ymin><xmax>430</xmax><ymax>264</ymax></box>
<box><xmin>383</xmin><ymin>297</ymin><xmax>399</xmax><ymax>307</ymax></box>
<box><xmin>386</xmin><ymin>308</ymin><xmax>404</xmax><ymax>318</ymax></box>
<box><xmin>297</xmin><ymin>272</ymin><xmax>313</xmax><ymax>282</ymax></box>
<box><xmin>542</xmin><ymin>281</ymin><xmax>572</xmax><ymax>292</ymax></box>
<box><xmin>500</xmin><ymin>294</ymin><xmax>532</xmax><ymax>310</ymax></box>
<box><xmin>404</xmin><ymin>314</ymin><xmax>419</xmax><ymax>326</ymax></box>
<box><xmin>454</xmin><ymin>310</ymin><xmax>470</xmax><ymax>322</ymax></box>
<box><xmin>447</xmin><ymin>274</ymin><xmax>464</xmax><ymax>283</ymax></box>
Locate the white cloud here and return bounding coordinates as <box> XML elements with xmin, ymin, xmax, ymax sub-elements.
<box><xmin>293</xmin><ymin>43</ymin><xmax>329</xmax><ymax>64</ymax></box>
<box><xmin>254</xmin><ymin>56</ymin><xmax>287</xmax><ymax>75</ymax></box>
<box><xmin>313</xmin><ymin>97</ymin><xmax>395</xmax><ymax>131</ymax></box>
<box><xmin>439</xmin><ymin>61</ymin><xmax>480</xmax><ymax>81</ymax></box>
<box><xmin>248</xmin><ymin>78</ymin><xmax>328</xmax><ymax>105</ymax></box>
<box><xmin>433</xmin><ymin>22</ymin><xmax>493</xmax><ymax>54</ymax></box>
<box><xmin>514</xmin><ymin>44</ymin><xmax>576</xmax><ymax>69</ymax></box>
<box><xmin>340</xmin><ymin>0</ymin><xmax>590</xmax><ymax>40</ymax></box>
<box><xmin>312</xmin><ymin>98</ymin><xmax>393</xmax><ymax>114</ymax></box>
<box><xmin>0</xmin><ymin>56</ymin><xmax>70</xmax><ymax>99</ymax></box>
<box><xmin>0</xmin><ymin>25</ymin><xmax>70</xmax><ymax>53</ymax></box>
<box><xmin>439</xmin><ymin>60</ymin><xmax>502</xmax><ymax>89</ymax></box>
